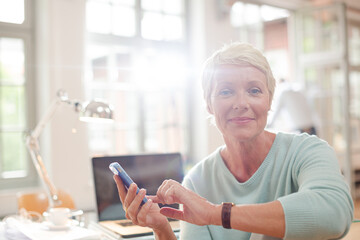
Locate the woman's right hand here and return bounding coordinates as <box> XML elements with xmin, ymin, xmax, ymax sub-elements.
<box><xmin>113</xmin><ymin>175</ymin><xmax>170</xmax><ymax>232</ymax></box>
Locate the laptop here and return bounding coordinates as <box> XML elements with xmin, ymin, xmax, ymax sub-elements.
<box><xmin>91</xmin><ymin>153</ymin><xmax>184</xmax><ymax>238</ymax></box>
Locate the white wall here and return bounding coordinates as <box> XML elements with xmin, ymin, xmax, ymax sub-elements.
<box><xmin>38</xmin><ymin>0</ymin><xmax>96</xmax><ymax>211</ymax></box>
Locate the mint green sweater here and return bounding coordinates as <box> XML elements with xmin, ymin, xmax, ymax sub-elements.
<box><xmin>181</xmin><ymin>132</ymin><xmax>353</xmax><ymax>240</ymax></box>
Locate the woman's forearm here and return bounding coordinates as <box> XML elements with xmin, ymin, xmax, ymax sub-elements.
<box><xmin>210</xmin><ymin>200</ymin><xmax>285</xmax><ymax>238</ymax></box>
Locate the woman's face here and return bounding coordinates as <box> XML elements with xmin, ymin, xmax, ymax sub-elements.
<box><xmin>209</xmin><ymin>64</ymin><xmax>271</xmax><ymax>142</ymax></box>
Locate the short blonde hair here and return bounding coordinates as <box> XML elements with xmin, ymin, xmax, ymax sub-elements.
<box><xmin>201</xmin><ymin>42</ymin><xmax>276</xmax><ymax>113</ymax></box>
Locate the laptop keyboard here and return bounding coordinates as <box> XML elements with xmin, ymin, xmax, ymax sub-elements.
<box><xmin>117</xmin><ymin>218</ymin><xmax>177</xmax><ymax>227</ymax></box>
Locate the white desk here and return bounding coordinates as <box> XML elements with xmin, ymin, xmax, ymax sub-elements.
<box><xmin>88</xmin><ymin>221</ymin><xmax>180</xmax><ymax>240</ymax></box>
<box><xmin>0</xmin><ymin>213</ymin><xmax>179</xmax><ymax>240</ymax></box>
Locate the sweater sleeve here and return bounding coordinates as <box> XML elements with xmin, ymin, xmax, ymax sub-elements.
<box><xmin>278</xmin><ymin>136</ymin><xmax>354</xmax><ymax>240</ymax></box>
<box><xmin>180</xmin><ymin>176</ymin><xmax>213</xmax><ymax>240</ymax></box>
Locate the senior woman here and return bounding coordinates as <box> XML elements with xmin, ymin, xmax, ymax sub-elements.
<box><xmin>113</xmin><ymin>42</ymin><xmax>353</xmax><ymax>240</ymax></box>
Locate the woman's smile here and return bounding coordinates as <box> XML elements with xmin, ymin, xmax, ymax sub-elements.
<box><xmin>228</xmin><ymin>116</ymin><xmax>254</xmax><ymax>124</ymax></box>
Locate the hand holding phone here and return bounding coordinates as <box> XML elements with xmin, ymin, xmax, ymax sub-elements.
<box><xmin>109</xmin><ymin>162</ymin><xmax>148</xmax><ymax>205</ymax></box>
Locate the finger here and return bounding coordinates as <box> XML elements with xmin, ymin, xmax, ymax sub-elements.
<box><xmin>124</xmin><ymin>183</ymin><xmax>138</xmax><ymax>211</ymax></box>
<box><xmin>113</xmin><ymin>175</ymin><xmax>127</xmax><ymax>203</ymax></box>
<box><xmin>160</xmin><ymin>207</ymin><xmax>184</xmax><ymax>221</ymax></box>
<box><xmin>163</xmin><ymin>185</ymin><xmax>176</xmax><ymax>204</ymax></box>
<box><xmin>147</xmin><ymin>195</ymin><xmax>161</xmax><ymax>203</ymax></box>
<box><xmin>127</xmin><ymin>188</ymin><xmax>146</xmax><ymax>225</ymax></box>
<box><xmin>156</xmin><ymin>180</ymin><xmax>172</xmax><ymax>203</ymax></box>
<box><xmin>137</xmin><ymin>198</ymin><xmax>153</xmax><ymax>227</ymax></box>
<box><xmin>160</xmin><ymin>181</ymin><xmax>183</xmax><ymax>204</ymax></box>
<box><xmin>130</xmin><ymin>188</ymin><xmax>146</xmax><ymax>210</ymax></box>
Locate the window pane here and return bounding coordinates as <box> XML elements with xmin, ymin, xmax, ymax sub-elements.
<box><xmin>91</xmin><ymin>56</ymin><xmax>109</xmax><ymax>82</ymax></box>
<box><xmin>112</xmin><ymin>91</ymin><xmax>140</xmax><ymax>153</ymax></box>
<box><xmin>163</xmin><ymin>15</ymin><xmax>183</xmax><ymax>40</ymax></box>
<box><xmin>141</xmin><ymin>0</ymin><xmax>162</xmax><ymax>11</ymax></box>
<box><xmin>231</xmin><ymin>3</ymin><xmax>262</xmax><ymax>26</ymax></box>
<box><xmin>86</xmin><ymin>0</ymin><xmax>111</xmax><ymax>34</ymax></box>
<box><xmin>231</xmin><ymin>2</ymin><xmax>246</xmax><ymax>27</ymax></box>
<box><xmin>260</xmin><ymin>5</ymin><xmax>289</xmax><ymax>22</ymax></box>
<box><xmin>87</xmin><ymin>89</ymin><xmax>141</xmax><ymax>154</ymax></box>
<box><xmin>349</xmin><ymin>24</ymin><xmax>360</xmax><ymax>66</ymax></box>
<box><xmin>0</xmin><ymin>86</ymin><xmax>26</xmax><ymax>128</ymax></box>
<box><xmin>350</xmin><ymin>71</ymin><xmax>360</xmax><ymax>153</ymax></box>
<box><xmin>0</xmin><ymin>0</ymin><xmax>24</xmax><ymax>24</ymax></box>
<box><xmin>112</xmin><ymin>6</ymin><xmax>136</xmax><ymax>37</ymax></box>
<box><xmin>304</xmin><ymin>65</ymin><xmax>344</xmax><ymax>154</ymax></box>
<box><xmin>86</xmin><ymin>45</ymin><xmax>109</xmax><ymax>82</ymax></box>
<box><xmin>141</xmin><ymin>12</ymin><xmax>163</xmax><ymax>40</ymax></box>
<box><xmin>133</xmin><ymin>49</ymin><xmax>186</xmax><ymax>88</ymax></box>
<box><xmin>116</xmin><ymin>53</ymin><xmax>132</xmax><ymax>83</ymax></box>
<box><xmin>86</xmin><ymin>45</ymin><xmax>133</xmax><ymax>83</ymax></box>
<box><xmin>0</xmin><ymin>131</ymin><xmax>27</xmax><ymax>174</ymax></box>
<box><xmin>142</xmin><ymin>0</ymin><xmax>183</xmax><ymax>14</ymax></box>
<box><xmin>110</xmin><ymin>91</ymin><xmax>139</xmax><ymax>127</ymax></box>
<box><xmin>112</xmin><ymin>0</ymin><xmax>135</xmax><ymax>6</ymax></box>
<box><xmin>143</xmin><ymin>91</ymin><xmax>187</xmax><ymax>152</ymax></box>
<box><xmin>88</xmin><ymin>124</ymin><xmax>114</xmax><ymax>153</ymax></box>
<box><xmin>301</xmin><ymin>8</ymin><xmax>340</xmax><ymax>53</ymax></box>
<box><xmin>244</xmin><ymin>4</ymin><xmax>261</xmax><ymax>25</ymax></box>
<box><xmin>163</xmin><ymin>0</ymin><xmax>183</xmax><ymax>14</ymax></box>
<box><xmin>0</xmin><ymin>38</ymin><xmax>25</xmax><ymax>85</ymax></box>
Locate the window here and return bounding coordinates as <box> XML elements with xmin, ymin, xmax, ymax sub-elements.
<box><xmin>0</xmin><ymin>0</ymin><xmax>36</xmax><ymax>189</ymax></box>
<box><xmin>230</xmin><ymin>2</ymin><xmax>290</xmax><ymax>80</ymax></box>
<box><xmin>85</xmin><ymin>0</ymin><xmax>189</xmax><ymax>158</ymax></box>
<box><xmin>349</xmin><ymin>21</ymin><xmax>360</xmax><ymax>167</ymax></box>
<box><xmin>0</xmin><ymin>0</ymin><xmax>25</xmax><ymax>24</ymax></box>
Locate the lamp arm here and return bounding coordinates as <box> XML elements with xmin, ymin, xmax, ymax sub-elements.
<box><xmin>25</xmin><ymin>96</ymin><xmax>70</xmax><ymax>207</ymax></box>
<box><xmin>31</xmin><ymin>97</ymin><xmax>68</xmax><ymax>139</ymax></box>
<box><xmin>26</xmin><ymin>141</ymin><xmax>59</xmax><ymax>207</ymax></box>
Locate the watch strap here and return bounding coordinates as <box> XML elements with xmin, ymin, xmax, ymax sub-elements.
<box><xmin>221</xmin><ymin>202</ymin><xmax>234</xmax><ymax>229</ymax></box>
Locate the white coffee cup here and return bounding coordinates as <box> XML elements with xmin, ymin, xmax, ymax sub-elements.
<box><xmin>43</xmin><ymin>207</ymin><xmax>72</xmax><ymax>226</ymax></box>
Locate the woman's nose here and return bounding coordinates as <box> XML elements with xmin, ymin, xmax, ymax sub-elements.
<box><xmin>232</xmin><ymin>94</ymin><xmax>248</xmax><ymax>110</ymax></box>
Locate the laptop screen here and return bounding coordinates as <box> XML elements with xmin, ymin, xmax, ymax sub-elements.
<box><xmin>91</xmin><ymin>153</ymin><xmax>184</xmax><ymax>221</ymax></box>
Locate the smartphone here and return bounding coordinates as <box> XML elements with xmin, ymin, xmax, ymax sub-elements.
<box><xmin>109</xmin><ymin>162</ymin><xmax>148</xmax><ymax>205</ymax></box>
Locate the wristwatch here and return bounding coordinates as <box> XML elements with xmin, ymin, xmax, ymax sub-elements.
<box><xmin>221</xmin><ymin>202</ymin><xmax>234</xmax><ymax>229</ymax></box>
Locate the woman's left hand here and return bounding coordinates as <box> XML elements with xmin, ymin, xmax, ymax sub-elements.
<box><xmin>149</xmin><ymin>180</ymin><xmax>219</xmax><ymax>226</ymax></box>
<box><xmin>113</xmin><ymin>175</ymin><xmax>170</xmax><ymax>231</ymax></box>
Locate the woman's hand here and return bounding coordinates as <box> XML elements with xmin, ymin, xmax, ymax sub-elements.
<box><xmin>113</xmin><ymin>175</ymin><xmax>170</xmax><ymax>232</ymax></box>
<box><xmin>150</xmin><ymin>180</ymin><xmax>219</xmax><ymax>226</ymax></box>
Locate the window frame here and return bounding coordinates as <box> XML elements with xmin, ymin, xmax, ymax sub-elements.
<box><xmin>0</xmin><ymin>0</ymin><xmax>37</xmax><ymax>190</ymax></box>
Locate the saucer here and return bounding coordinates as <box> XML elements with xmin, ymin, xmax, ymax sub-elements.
<box><xmin>42</xmin><ymin>221</ymin><xmax>71</xmax><ymax>231</ymax></box>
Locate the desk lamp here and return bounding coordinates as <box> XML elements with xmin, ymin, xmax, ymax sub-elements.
<box><xmin>25</xmin><ymin>89</ymin><xmax>113</xmax><ymax>208</ymax></box>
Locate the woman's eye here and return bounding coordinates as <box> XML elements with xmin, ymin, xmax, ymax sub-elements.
<box><xmin>218</xmin><ymin>89</ymin><xmax>233</xmax><ymax>96</ymax></box>
<box><xmin>249</xmin><ymin>88</ymin><xmax>261</xmax><ymax>95</ymax></box>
